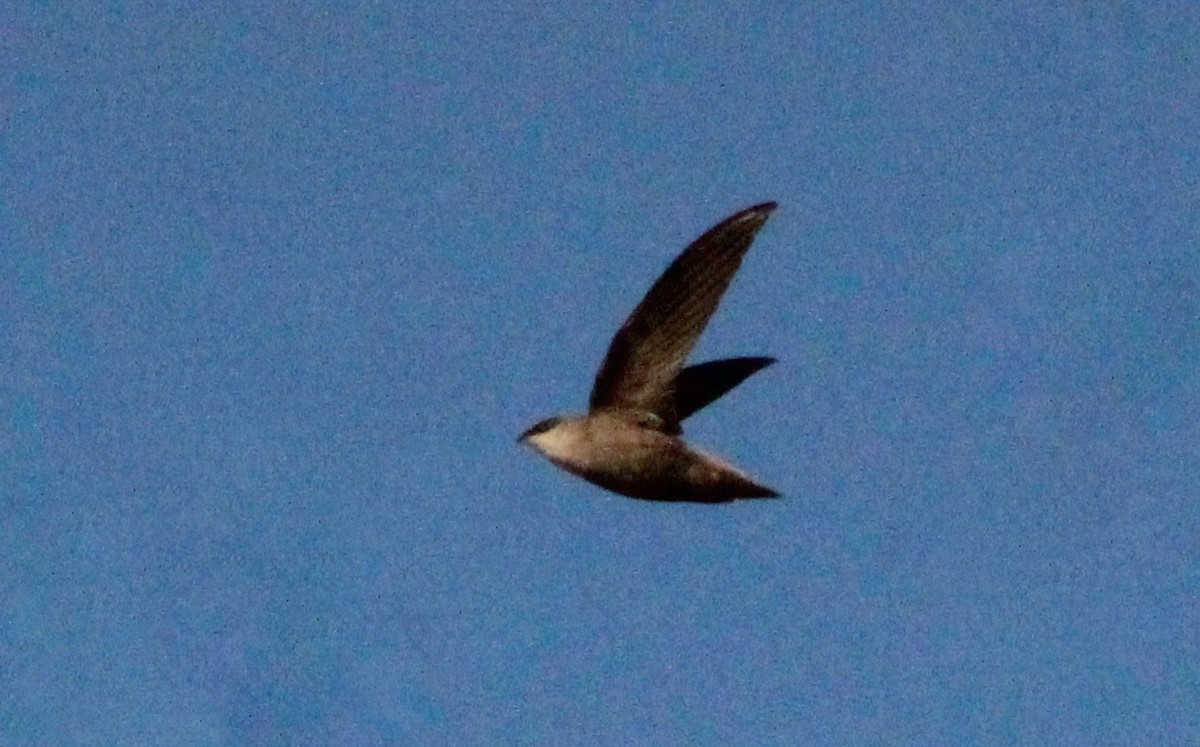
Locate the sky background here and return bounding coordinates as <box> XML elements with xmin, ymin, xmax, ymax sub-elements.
<box><xmin>3</xmin><ymin>2</ymin><xmax>1198</xmax><ymax>744</ymax></box>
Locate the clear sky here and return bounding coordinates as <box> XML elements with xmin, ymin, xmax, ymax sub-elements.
<box><xmin>3</xmin><ymin>3</ymin><xmax>1198</xmax><ymax>744</ymax></box>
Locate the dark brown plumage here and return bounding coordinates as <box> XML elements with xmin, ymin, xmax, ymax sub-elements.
<box><xmin>590</xmin><ymin>202</ymin><xmax>777</xmax><ymax>427</ymax></box>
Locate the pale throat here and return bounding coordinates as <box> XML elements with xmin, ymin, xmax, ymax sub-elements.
<box><xmin>528</xmin><ymin>424</ymin><xmax>584</xmax><ymax>460</ymax></box>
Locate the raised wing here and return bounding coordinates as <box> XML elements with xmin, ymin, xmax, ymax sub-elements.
<box><xmin>588</xmin><ymin>202</ymin><xmax>777</xmax><ymax>423</ymax></box>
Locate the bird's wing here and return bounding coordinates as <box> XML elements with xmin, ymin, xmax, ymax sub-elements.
<box><xmin>588</xmin><ymin>202</ymin><xmax>777</xmax><ymax>423</ymax></box>
<box><xmin>673</xmin><ymin>356</ymin><xmax>776</xmax><ymax>422</ymax></box>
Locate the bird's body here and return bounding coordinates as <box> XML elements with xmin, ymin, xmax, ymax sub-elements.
<box><xmin>523</xmin><ymin>410</ymin><xmax>776</xmax><ymax>502</ymax></box>
<box><xmin>520</xmin><ymin>202</ymin><xmax>780</xmax><ymax>503</ymax></box>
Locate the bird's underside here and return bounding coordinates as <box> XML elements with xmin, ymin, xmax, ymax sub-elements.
<box><xmin>563</xmin><ymin>407</ymin><xmax>778</xmax><ymax>503</ymax></box>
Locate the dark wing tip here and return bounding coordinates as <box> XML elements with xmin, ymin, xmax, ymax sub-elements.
<box><xmin>730</xmin><ymin>202</ymin><xmax>778</xmax><ymax>224</ymax></box>
<box><xmin>740</xmin><ymin>481</ymin><xmax>781</xmax><ymax>499</ymax></box>
<box><xmin>722</xmin><ymin>201</ymin><xmax>778</xmax><ymax>233</ymax></box>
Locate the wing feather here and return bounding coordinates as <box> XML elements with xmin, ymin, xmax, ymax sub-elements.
<box><xmin>588</xmin><ymin>202</ymin><xmax>777</xmax><ymax>424</ymax></box>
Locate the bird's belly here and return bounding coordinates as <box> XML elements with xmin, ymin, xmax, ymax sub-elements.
<box><xmin>567</xmin><ymin>432</ymin><xmax>701</xmax><ymax>501</ymax></box>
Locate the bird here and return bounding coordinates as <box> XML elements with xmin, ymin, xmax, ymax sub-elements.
<box><xmin>519</xmin><ymin>202</ymin><xmax>780</xmax><ymax>503</ymax></box>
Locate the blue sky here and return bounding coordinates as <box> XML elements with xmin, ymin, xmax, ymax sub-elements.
<box><xmin>3</xmin><ymin>3</ymin><xmax>1198</xmax><ymax>744</ymax></box>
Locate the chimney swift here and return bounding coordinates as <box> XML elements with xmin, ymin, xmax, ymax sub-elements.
<box><xmin>519</xmin><ymin>202</ymin><xmax>780</xmax><ymax>503</ymax></box>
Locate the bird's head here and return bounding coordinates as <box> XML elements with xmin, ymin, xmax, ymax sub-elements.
<box><xmin>518</xmin><ymin>416</ymin><xmax>564</xmax><ymax>443</ymax></box>
<box><xmin>518</xmin><ymin>415</ymin><xmax>593</xmax><ymax>463</ymax></box>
